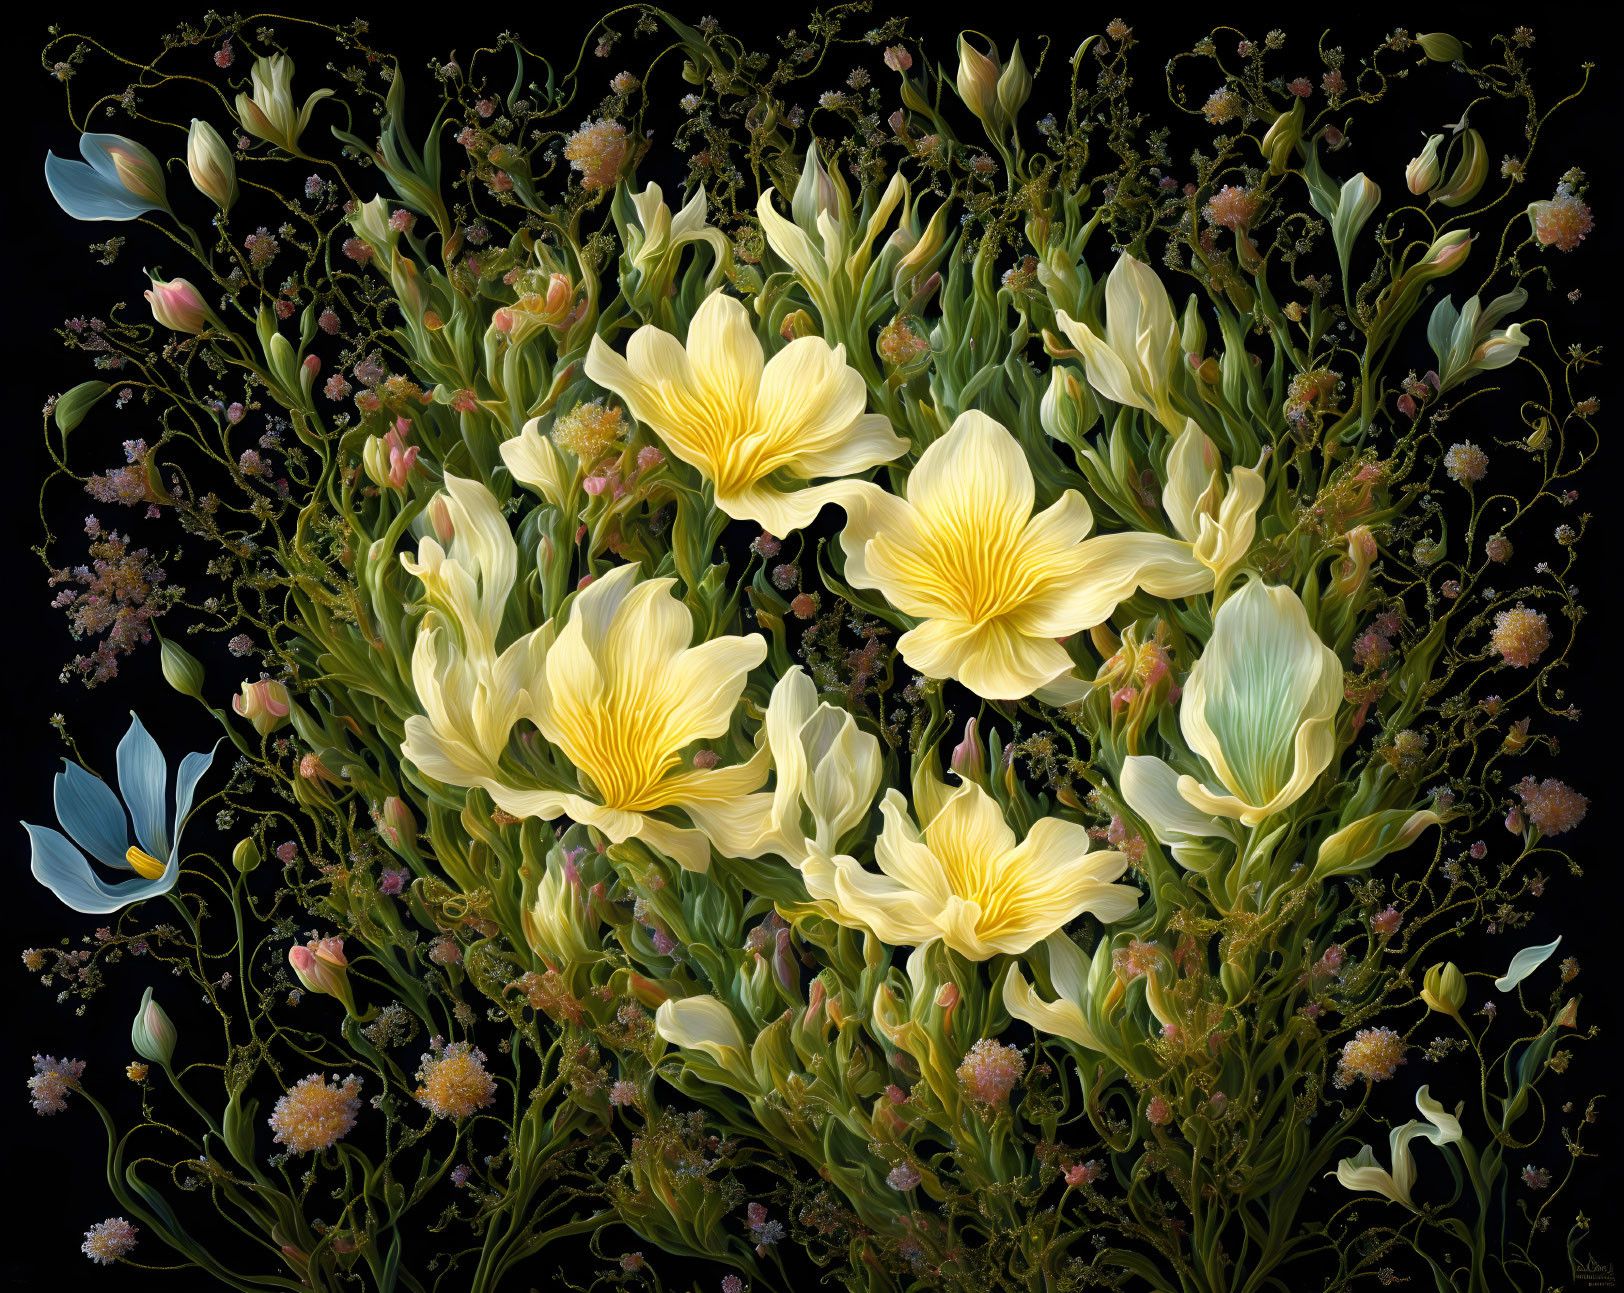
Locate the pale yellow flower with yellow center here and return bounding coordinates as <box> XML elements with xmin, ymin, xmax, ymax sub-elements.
<box><xmin>839</xmin><ymin>410</ymin><xmax>1207</xmax><ymax>701</ymax></box>
<box><xmin>802</xmin><ymin>769</ymin><xmax>1140</xmax><ymax>960</ymax></box>
<box><xmin>490</xmin><ymin>563</ymin><xmax>770</xmax><ymax>872</ymax></box>
<box><xmin>583</xmin><ymin>289</ymin><xmax>906</xmax><ymax>535</ymax></box>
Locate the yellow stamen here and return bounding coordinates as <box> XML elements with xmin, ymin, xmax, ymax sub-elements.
<box><xmin>126</xmin><ymin>846</ymin><xmax>166</xmax><ymax>880</ymax></box>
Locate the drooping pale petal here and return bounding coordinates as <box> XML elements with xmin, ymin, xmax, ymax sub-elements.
<box><xmin>1312</xmin><ymin>809</ymin><xmax>1442</xmax><ymax>878</ymax></box>
<box><xmin>1120</xmin><ymin>755</ymin><xmax>1238</xmax><ymax>871</ymax></box>
<box><xmin>1053</xmin><ymin>253</ymin><xmax>1183</xmax><ymax>432</ymax></box>
<box><xmin>1493</xmin><ymin>937</ymin><xmax>1562</xmax><ymax>993</ymax></box>
<box><xmin>1176</xmin><ymin>578</ymin><xmax>1342</xmax><ymax>825</ymax></box>
<box><xmin>897</xmin><ymin>616</ymin><xmax>1075</xmax><ymax>702</ymax></box>
<box><xmin>802</xmin><ymin>846</ymin><xmax>946</xmax><ymax>947</ymax></box>
<box><xmin>655</xmin><ymin>995</ymin><xmax>748</xmax><ymax>1065</ymax></box>
<box><xmin>25</xmin><ymin>825</ymin><xmax>166</xmax><ymax>915</ymax></box>
<box><xmin>1003</xmin><ymin>933</ymin><xmax>1106</xmax><ymax>1050</ymax></box>
<box><xmin>1334</xmin><ymin>1085</ymin><xmax>1463</xmax><ymax>1210</ymax></box>
<box><xmin>501</xmin><ymin>418</ymin><xmax>574</xmax><ymax>510</ymax></box>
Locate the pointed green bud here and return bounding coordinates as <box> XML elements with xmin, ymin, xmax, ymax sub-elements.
<box><xmin>131</xmin><ymin>987</ymin><xmax>178</xmax><ymax>1067</ymax></box>
<box><xmin>1416</xmin><ymin>32</ymin><xmax>1464</xmax><ymax>63</ymax></box>
<box><xmin>159</xmin><ymin>636</ymin><xmax>206</xmax><ymax>700</ymax></box>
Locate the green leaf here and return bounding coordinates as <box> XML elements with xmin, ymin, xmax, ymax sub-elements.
<box><xmin>53</xmin><ymin>380</ymin><xmax>110</xmax><ymax>433</ymax></box>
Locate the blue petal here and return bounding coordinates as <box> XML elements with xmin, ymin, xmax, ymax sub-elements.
<box><xmin>53</xmin><ymin>760</ymin><xmax>132</xmax><ymax>870</ymax></box>
<box><xmin>24</xmin><ymin>823</ymin><xmax>168</xmax><ymax>914</ymax></box>
<box><xmin>169</xmin><ymin>744</ymin><xmax>219</xmax><ymax>861</ymax></box>
<box><xmin>118</xmin><ymin>712</ymin><xmax>170</xmax><ymax>859</ymax></box>
<box><xmin>43</xmin><ymin>152</ymin><xmax>154</xmax><ymax>222</ymax></box>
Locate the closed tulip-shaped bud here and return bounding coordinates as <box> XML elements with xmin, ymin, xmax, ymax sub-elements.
<box><xmin>1332</xmin><ymin>173</ymin><xmax>1382</xmax><ymax>276</ymax></box>
<box><xmin>145</xmin><ymin>275</ymin><xmax>211</xmax><ymax>335</ymax></box>
<box><xmin>1039</xmin><ymin>364</ymin><xmax>1097</xmax><ymax>443</ymax></box>
<box><xmin>288</xmin><ymin>937</ymin><xmax>353</xmax><ymax>1007</ymax></box>
<box><xmin>1418</xmin><ymin>229</ymin><xmax>1473</xmax><ymax>279</ymax></box>
<box><xmin>131</xmin><ymin>987</ymin><xmax>178</xmax><ymax>1067</ymax></box>
<box><xmin>781</xmin><ymin>308</ymin><xmax>816</xmax><ymax>341</ymax></box>
<box><xmin>996</xmin><ymin>41</ymin><xmax>1032</xmax><ymax>122</ymax></box>
<box><xmin>1416</xmin><ymin>32</ymin><xmax>1464</xmax><ymax>63</ymax></box>
<box><xmin>159</xmin><ymin>636</ymin><xmax>205</xmax><ymax>700</ymax></box>
<box><xmin>360</xmin><ymin>434</ymin><xmax>392</xmax><ymax>489</ymax></box>
<box><xmin>1180</xmin><ymin>294</ymin><xmax>1207</xmax><ymax>359</ymax></box>
<box><xmin>1407</xmin><ymin>134</ymin><xmax>1445</xmax><ymax>195</ymax></box>
<box><xmin>955</xmin><ymin>33</ymin><xmax>1003</xmax><ymax>130</ymax></box>
<box><xmin>233</xmin><ymin>678</ymin><xmax>291</xmax><ymax>735</ymax></box>
<box><xmin>790</xmin><ymin>145</ymin><xmax>851</xmax><ymax>235</ymax></box>
<box><xmin>376</xmin><ymin>796</ymin><xmax>418</xmax><ymax>852</ymax></box>
<box><xmin>186</xmin><ymin>118</ymin><xmax>238</xmax><ymax>211</ymax></box>
<box><xmin>1421</xmin><ymin>962</ymin><xmax>1467</xmax><ymax>1016</ymax></box>
<box><xmin>1432</xmin><ymin>129</ymin><xmax>1487</xmax><ymax>207</ymax></box>
<box><xmin>232</xmin><ymin>837</ymin><xmax>262</xmax><ymax>874</ymax></box>
<box><xmin>949</xmin><ymin>718</ymin><xmax>986</xmax><ymax>785</ymax></box>
<box><xmin>1261</xmin><ymin>100</ymin><xmax>1304</xmax><ymax>175</ymax></box>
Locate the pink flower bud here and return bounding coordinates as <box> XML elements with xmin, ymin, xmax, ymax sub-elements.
<box><xmin>288</xmin><ymin>941</ymin><xmax>349</xmax><ymax>999</ymax></box>
<box><xmin>950</xmin><ymin>718</ymin><xmax>985</xmax><ymax>782</ymax></box>
<box><xmin>145</xmin><ymin>276</ymin><xmax>210</xmax><ymax>334</ymax></box>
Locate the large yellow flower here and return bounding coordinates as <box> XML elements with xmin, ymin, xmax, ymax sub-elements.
<box><xmin>839</xmin><ymin>409</ymin><xmax>1207</xmax><ymax>701</ymax></box>
<box><xmin>490</xmin><ymin>562</ymin><xmax>771</xmax><ymax>872</ymax></box>
<box><xmin>583</xmin><ymin>290</ymin><xmax>906</xmax><ymax>536</ymax></box>
<box><xmin>400</xmin><ymin>490</ymin><xmax>773</xmax><ymax>871</ymax></box>
<box><xmin>802</xmin><ymin>769</ymin><xmax>1140</xmax><ymax>960</ymax></box>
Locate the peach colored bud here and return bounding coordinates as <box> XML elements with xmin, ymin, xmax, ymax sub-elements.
<box><xmin>233</xmin><ymin>678</ymin><xmax>292</xmax><ymax>735</ymax></box>
<box><xmin>288</xmin><ymin>944</ymin><xmax>342</xmax><ymax>997</ymax></box>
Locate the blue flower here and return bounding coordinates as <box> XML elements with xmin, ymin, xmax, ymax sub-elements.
<box><xmin>44</xmin><ymin>133</ymin><xmax>170</xmax><ymax>222</ymax></box>
<box><xmin>23</xmin><ymin>713</ymin><xmax>217</xmax><ymax>913</ymax></box>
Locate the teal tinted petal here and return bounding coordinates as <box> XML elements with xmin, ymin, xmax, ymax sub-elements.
<box><xmin>25</xmin><ymin>823</ymin><xmax>166</xmax><ymax>914</ymax></box>
<box><xmin>1493</xmin><ymin>937</ymin><xmax>1562</xmax><ymax>993</ymax></box>
<box><xmin>169</xmin><ymin>745</ymin><xmax>219</xmax><ymax>860</ymax></box>
<box><xmin>53</xmin><ymin>760</ymin><xmax>132</xmax><ymax>870</ymax></box>
<box><xmin>44</xmin><ymin>151</ymin><xmax>152</xmax><ymax>221</ymax></box>
<box><xmin>118</xmin><ymin>713</ymin><xmax>170</xmax><ymax>858</ymax></box>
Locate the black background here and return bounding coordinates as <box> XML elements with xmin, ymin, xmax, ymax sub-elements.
<box><xmin>6</xmin><ymin>3</ymin><xmax>1619</xmax><ymax>1289</ymax></box>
